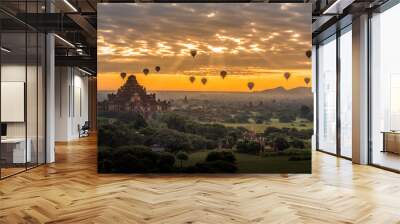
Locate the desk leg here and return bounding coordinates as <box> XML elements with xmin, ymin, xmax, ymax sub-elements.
<box><xmin>382</xmin><ymin>133</ymin><xmax>385</xmax><ymax>152</ymax></box>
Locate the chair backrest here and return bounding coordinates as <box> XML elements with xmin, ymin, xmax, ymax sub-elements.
<box><xmin>82</xmin><ymin>121</ymin><xmax>90</xmax><ymax>129</ymax></box>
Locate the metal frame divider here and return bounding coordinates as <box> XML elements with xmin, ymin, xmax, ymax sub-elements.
<box><xmin>315</xmin><ymin>22</ymin><xmax>353</xmax><ymax>161</ymax></box>
<box><xmin>0</xmin><ymin>0</ymin><xmax>48</xmax><ymax>180</ymax></box>
<box><xmin>336</xmin><ymin>25</ymin><xmax>341</xmax><ymax>157</ymax></box>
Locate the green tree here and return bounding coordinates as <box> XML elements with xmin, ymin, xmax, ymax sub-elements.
<box><xmin>299</xmin><ymin>105</ymin><xmax>310</xmax><ymax>118</ymax></box>
<box><xmin>206</xmin><ymin>151</ymin><xmax>236</xmax><ymax>163</ymax></box>
<box><xmin>299</xmin><ymin>105</ymin><xmax>313</xmax><ymax>121</ymax></box>
<box><xmin>162</xmin><ymin>113</ymin><xmax>187</xmax><ymax>132</ymax></box>
<box><xmin>151</xmin><ymin>129</ymin><xmax>192</xmax><ymax>152</ymax></box>
<box><xmin>158</xmin><ymin>153</ymin><xmax>176</xmax><ymax>172</ymax></box>
<box><xmin>236</xmin><ymin>140</ymin><xmax>262</xmax><ymax>154</ymax></box>
<box><xmin>176</xmin><ymin>151</ymin><xmax>189</xmax><ymax>168</ymax></box>
<box><xmin>273</xmin><ymin>136</ymin><xmax>290</xmax><ymax>151</ymax></box>
<box><xmin>278</xmin><ymin>113</ymin><xmax>296</xmax><ymax>123</ymax></box>
<box><xmin>290</xmin><ymin>139</ymin><xmax>305</xmax><ymax>149</ymax></box>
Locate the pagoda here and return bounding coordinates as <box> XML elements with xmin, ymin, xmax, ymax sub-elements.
<box><xmin>98</xmin><ymin>75</ymin><xmax>169</xmax><ymax>117</ymax></box>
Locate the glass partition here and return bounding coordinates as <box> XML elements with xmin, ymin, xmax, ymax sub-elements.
<box><xmin>370</xmin><ymin>3</ymin><xmax>400</xmax><ymax>171</ymax></box>
<box><xmin>0</xmin><ymin>2</ymin><xmax>46</xmax><ymax>179</ymax></box>
<box><xmin>339</xmin><ymin>27</ymin><xmax>352</xmax><ymax>158</ymax></box>
<box><xmin>38</xmin><ymin>32</ymin><xmax>45</xmax><ymax>165</ymax></box>
<box><xmin>317</xmin><ymin>35</ymin><xmax>337</xmax><ymax>154</ymax></box>
<box><xmin>27</xmin><ymin>30</ymin><xmax>38</xmax><ymax>169</ymax></box>
<box><xmin>1</xmin><ymin>31</ymin><xmax>28</xmax><ymax>177</ymax></box>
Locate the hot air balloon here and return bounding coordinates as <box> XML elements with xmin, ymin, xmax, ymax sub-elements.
<box><xmin>189</xmin><ymin>76</ymin><xmax>196</xmax><ymax>83</ymax></box>
<box><xmin>143</xmin><ymin>68</ymin><xmax>149</xmax><ymax>76</ymax></box>
<box><xmin>306</xmin><ymin>50</ymin><xmax>312</xmax><ymax>58</ymax></box>
<box><xmin>201</xmin><ymin>77</ymin><xmax>207</xmax><ymax>85</ymax></box>
<box><xmin>284</xmin><ymin>72</ymin><xmax>291</xmax><ymax>81</ymax></box>
<box><xmin>120</xmin><ymin>72</ymin><xmax>127</xmax><ymax>80</ymax></box>
<box><xmin>220</xmin><ymin>70</ymin><xmax>227</xmax><ymax>79</ymax></box>
<box><xmin>155</xmin><ymin>66</ymin><xmax>161</xmax><ymax>72</ymax></box>
<box><xmin>190</xmin><ymin>49</ymin><xmax>197</xmax><ymax>58</ymax></box>
<box><xmin>247</xmin><ymin>82</ymin><xmax>254</xmax><ymax>90</ymax></box>
<box><xmin>304</xmin><ymin>77</ymin><xmax>311</xmax><ymax>85</ymax></box>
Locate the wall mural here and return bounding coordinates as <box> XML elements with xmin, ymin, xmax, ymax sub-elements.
<box><xmin>97</xmin><ymin>3</ymin><xmax>312</xmax><ymax>173</ymax></box>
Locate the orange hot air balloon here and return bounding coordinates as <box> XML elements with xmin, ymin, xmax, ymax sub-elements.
<box><xmin>306</xmin><ymin>50</ymin><xmax>312</xmax><ymax>58</ymax></box>
<box><xmin>284</xmin><ymin>72</ymin><xmax>291</xmax><ymax>80</ymax></box>
<box><xmin>201</xmin><ymin>77</ymin><xmax>207</xmax><ymax>85</ymax></box>
<box><xmin>247</xmin><ymin>82</ymin><xmax>254</xmax><ymax>90</ymax></box>
<box><xmin>190</xmin><ymin>49</ymin><xmax>197</xmax><ymax>58</ymax></box>
<box><xmin>189</xmin><ymin>76</ymin><xmax>196</xmax><ymax>83</ymax></box>
<box><xmin>143</xmin><ymin>68</ymin><xmax>150</xmax><ymax>75</ymax></box>
<box><xmin>304</xmin><ymin>77</ymin><xmax>311</xmax><ymax>85</ymax></box>
<box><xmin>120</xmin><ymin>72</ymin><xmax>127</xmax><ymax>80</ymax></box>
<box><xmin>220</xmin><ymin>70</ymin><xmax>227</xmax><ymax>79</ymax></box>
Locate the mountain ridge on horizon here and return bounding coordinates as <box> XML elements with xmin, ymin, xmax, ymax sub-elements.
<box><xmin>98</xmin><ymin>86</ymin><xmax>312</xmax><ymax>94</ymax></box>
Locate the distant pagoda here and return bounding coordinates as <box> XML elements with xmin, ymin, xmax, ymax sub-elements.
<box><xmin>98</xmin><ymin>75</ymin><xmax>169</xmax><ymax>117</ymax></box>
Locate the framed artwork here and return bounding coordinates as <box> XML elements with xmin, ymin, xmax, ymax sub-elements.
<box><xmin>97</xmin><ymin>3</ymin><xmax>312</xmax><ymax>173</ymax></box>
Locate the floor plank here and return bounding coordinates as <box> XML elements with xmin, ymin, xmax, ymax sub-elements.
<box><xmin>1</xmin><ymin>135</ymin><xmax>400</xmax><ymax>224</ymax></box>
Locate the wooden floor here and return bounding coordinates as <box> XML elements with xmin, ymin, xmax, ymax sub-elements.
<box><xmin>1</xmin><ymin>136</ymin><xmax>400</xmax><ymax>224</ymax></box>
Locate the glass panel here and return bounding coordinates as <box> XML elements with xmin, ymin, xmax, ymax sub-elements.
<box><xmin>26</xmin><ymin>0</ymin><xmax>39</xmax><ymax>169</ymax></box>
<box><xmin>38</xmin><ymin>32</ymin><xmax>45</xmax><ymax>165</ymax></box>
<box><xmin>317</xmin><ymin>36</ymin><xmax>337</xmax><ymax>154</ymax></box>
<box><xmin>1</xmin><ymin>31</ymin><xmax>27</xmax><ymax>177</ymax></box>
<box><xmin>27</xmin><ymin>30</ymin><xmax>38</xmax><ymax>169</ymax></box>
<box><xmin>0</xmin><ymin>1</ymin><xmax>46</xmax><ymax>178</ymax></box>
<box><xmin>371</xmin><ymin>4</ymin><xmax>400</xmax><ymax>171</ymax></box>
<box><xmin>339</xmin><ymin>28</ymin><xmax>352</xmax><ymax>158</ymax></box>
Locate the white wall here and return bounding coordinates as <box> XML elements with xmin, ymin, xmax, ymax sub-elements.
<box><xmin>55</xmin><ymin>67</ymin><xmax>89</xmax><ymax>141</ymax></box>
<box><xmin>1</xmin><ymin>63</ymin><xmax>46</xmax><ymax>164</ymax></box>
<box><xmin>1</xmin><ymin>65</ymin><xmax>26</xmax><ymax>138</ymax></box>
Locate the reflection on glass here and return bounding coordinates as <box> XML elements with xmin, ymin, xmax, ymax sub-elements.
<box><xmin>0</xmin><ymin>1</ymin><xmax>47</xmax><ymax>179</ymax></box>
<box><xmin>1</xmin><ymin>31</ymin><xmax>27</xmax><ymax>177</ymax></box>
<box><xmin>371</xmin><ymin>3</ymin><xmax>400</xmax><ymax>171</ymax></box>
<box><xmin>27</xmin><ymin>31</ymin><xmax>38</xmax><ymax>169</ymax></box>
<box><xmin>318</xmin><ymin>36</ymin><xmax>337</xmax><ymax>154</ymax></box>
<box><xmin>340</xmin><ymin>28</ymin><xmax>352</xmax><ymax>158</ymax></box>
<box><xmin>38</xmin><ymin>33</ymin><xmax>46</xmax><ymax>165</ymax></box>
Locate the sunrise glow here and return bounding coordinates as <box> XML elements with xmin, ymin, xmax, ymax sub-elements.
<box><xmin>98</xmin><ymin>3</ymin><xmax>311</xmax><ymax>92</ymax></box>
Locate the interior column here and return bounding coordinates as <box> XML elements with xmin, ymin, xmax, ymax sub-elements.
<box><xmin>352</xmin><ymin>14</ymin><xmax>369</xmax><ymax>164</ymax></box>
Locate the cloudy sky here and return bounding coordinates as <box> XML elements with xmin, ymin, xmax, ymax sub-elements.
<box><xmin>98</xmin><ymin>3</ymin><xmax>311</xmax><ymax>92</ymax></box>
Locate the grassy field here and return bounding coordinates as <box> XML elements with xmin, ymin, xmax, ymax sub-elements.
<box><xmin>183</xmin><ymin>150</ymin><xmax>311</xmax><ymax>173</ymax></box>
<box><xmin>220</xmin><ymin>118</ymin><xmax>313</xmax><ymax>133</ymax></box>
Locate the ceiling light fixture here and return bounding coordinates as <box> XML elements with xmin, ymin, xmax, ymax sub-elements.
<box><xmin>54</xmin><ymin>34</ymin><xmax>75</xmax><ymax>48</ymax></box>
<box><xmin>1</xmin><ymin>47</ymin><xmax>11</xmax><ymax>53</ymax></box>
<box><xmin>78</xmin><ymin>67</ymin><xmax>93</xmax><ymax>76</ymax></box>
<box><xmin>323</xmin><ymin>0</ymin><xmax>355</xmax><ymax>15</ymax></box>
<box><xmin>63</xmin><ymin>0</ymin><xmax>78</xmax><ymax>12</ymax></box>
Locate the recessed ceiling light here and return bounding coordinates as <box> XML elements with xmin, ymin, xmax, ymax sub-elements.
<box><xmin>1</xmin><ymin>47</ymin><xmax>11</xmax><ymax>53</ymax></box>
<box><xmin>323</xmin><ymin>0</ymin><xmax>354</xmax><ymax>15</ymax></box>
<box><xmin>63</xmin><ymin>0</ymin><xmax>78</xmax><ymax>12</ymax></box>
<box><xmin>54</xmin><ymin>34</ymin><xmax>75</xmax><ymax>48</ymax></box>
<box><xmin>78</xmin><ymin>67</ymin><xmax>93</xmax><ymax>76</ymax></box>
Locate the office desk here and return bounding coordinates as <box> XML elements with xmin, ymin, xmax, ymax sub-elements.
<box><xmin>382</xmin><ymin>131</ymin><xmax>400</xmax><ymax>154</ymax></box>
<box><xmin>1</xmin><ymin>138</ymin><xmax>31</xmax><ymax>163</ymax></box>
